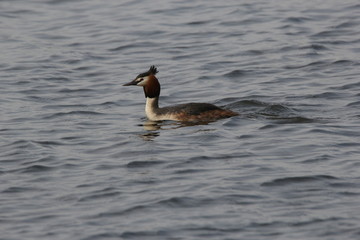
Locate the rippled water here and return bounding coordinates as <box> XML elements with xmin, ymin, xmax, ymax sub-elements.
<box><xmin>1</xmin><ymin>0</ymin><xmax>360</xmax><ymax>239</ymax></box>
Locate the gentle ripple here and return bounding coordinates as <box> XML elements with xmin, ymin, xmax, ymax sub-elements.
<box><xmin>1</xmin><ymin>0</ymin><xmax>360</xmax><ymax>239</ymax></box>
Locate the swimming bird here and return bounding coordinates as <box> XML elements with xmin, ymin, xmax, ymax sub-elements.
<box><xmin>123</xmin><ymin>66</ymin><xmax>238</xmax><ymax>122</ymax></box>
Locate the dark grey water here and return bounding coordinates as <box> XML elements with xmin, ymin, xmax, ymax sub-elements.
<box><xmin>1</xmin><ymin>0</ymin><xmax>360</xmax><ymax>239</ymax></box>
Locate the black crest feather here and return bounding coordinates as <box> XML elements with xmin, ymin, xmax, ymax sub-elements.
<box><xmin>148</xmin><ymin>65</ymin><xmax>158</xmax><ymax>75</ymax></box>
<box><xmin>136</xmin><ymin>65</ymin><xmax>159</xmax><ymax>78</ymax></box>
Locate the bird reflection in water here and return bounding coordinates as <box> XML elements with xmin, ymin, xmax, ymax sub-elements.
<box><xmin>138</xmin><ymin>120</ymin><xmax>214</xmax><ymax>141</ymax></box>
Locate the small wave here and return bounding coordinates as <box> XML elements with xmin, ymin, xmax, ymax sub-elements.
<box><xmin>311</xmin><ymin>30</ymin><xmax>347</xmax><ymax>38</ymax></box>
<box><xmin>259</xmin><ymin>104</ymin><xmax>300</xmax><ymax>120</ymax></box>
<box><xmin>261</xmin><ymin>104</ymin><xmax>292</xmax><ymax>114</ymax></box>
<box><xmin>304</xmin><ymin>92</ymin><xmax>341</xmax><ymax>99</ymax></box>
<box><xmin>58</xmin><ymin>88</ymin><xmax>95</xmax><ymax>93</ymax></box>
<box><xmin>243</xmin><ymin>49</ymin><xmax>265</xmax><ymax>55</ymax></box>
<box><xmin>272</xmin><ymin>116</ymin><xmax>315</xmax><ymax>124</ymax></box>
<box><xmin>93</xmin><ymin>164</ymin><xmax>123</xmax><ymax>170</ymax></box>
<box><xmin>299</xmin><ymin>44</ymin><xmax>328</xmax><ymax>51</ymax></box>
<box><xmin>347</xmin><ymin>101</ymin><xmax>360</xmax><ymax>107</ymax></box>
<box><xmin>32</xmin><ymin>140</ymin><xmax>65</xmax><ymax>147</ymax></box>
<box><xmin>62</xmin><ymin>59</ymin><xmax>81</xmax><ymax>65</ymax></box>
<box><xmin>156</xmin><ymin>196</ymin><xmax>213</xmax><ymax>208</ymax></box>
<box><xmin>290</xmin><ymin>217</ymin><xmax>344</xmax><ymax>228</ymax></box>
<box><xmin>248</xmin><ymin>217</ymin><xmax>343</xmax><ymax>229</ymax></box>
<box><xmin>83</xmin><ymin>71</ymin><xmax>107</xmax><ymax>78</ymax></box>
<box><xmin>331</xmin><ymin>82</ymin><xmax>360</xmax><ymax>90</ymax></box>
<box><xmin>109</xmin><ymin>42</ymin><xmax>158</xmax><ymax>52</ymax></box>
<box><xmin>301</xmin><ymin>154</ymin><xmax>333</xmax><ymax>164</ymax></box>
<box><xmin>46</xmin><ymin>0</ymin><xmax>79</xmax><ymax>5</ymax></box>
<box><xmin>94</xmin><ymin>205</ymin><xmax>147</xmax><ymax>219</ymax></box>
<box><xmin>126</xmin><ymin>160</ymin><xmax>164</xmax><ymax>168</ymax></box>
<box><xmin>283</xmin><ymin>17</ymin><xmax>312</xmax><ymax>23</ymax></box>
<box><xmin>313</xmin><ymin>39</ymin><xmax>356</xmax><ymax>45</ymax></box>
<box><xmin>285</xmin><ymin>59</ymin><xmax>355</xmax><ymax>71</ymax></box>
<box><xmin>41</xmin><ymin>104</ymin><xmax>88</xmax><ymax>110</ymax></box>
<box><xmin>83</xmin><ymin>232</ymin><xmax>125</xmax><ymax>240</ymax></box>
<box><xmin>99</xmin><ymin>101</ymin><xmax>119</xmax><ymax>106</ymax></box>
<box><xmin>120</xmin><ymin>230</ymin><xmax>167</xmax><ymax>239</ymax></box>
<box><xmin>20</xmin><ymin>164</ymin><xmax>54</xmax><ymax>173</ymax></box>
<box><xmin>174</xmin><ymin>168</ymin><xmax>208</xmax><ymax>174</ymax></box>
<box><xmin>34</xmin><ymin>33</ymin><xmax>70</xmax><ymax>40</ymax></box>
<box><xmin>284</xmin><ymin>60</ymin><xmax>328</xmax><ymax>70</ymax></box>
<box><xmin>261</xmin><ymin>175</ymin><xmax>337</xmax><ymax>187</ymax></box>
<box><xmin>186</xmin><ymin>20</ymin><xmax>212</xmax><ymax>25</ymax></box>
<box><xmin>86</xmin><ymin>142</ymin><xmax>129</xmax><ymax>154</ymax></box>
<box><xmin>42</xmin><ymin>77</ymin><xmax>70</xmax><ymax>82</ymax></box>
<box><xmin>331</xmin><ymin>59</ymin><xmax>356</xmax><ymax>66</ymax></box>
<box><xmin>229</xmin><ymin>100</ymin><xmax>315</xmax><ymax>123</ymax></box>
<box><xmin>2</xmin><ymin>186</ymin><xmax>36</xmax><ymax>193</ymax></box>
<box><xmin>231</xmin><ymin>99</ymin><xmax>268</xmax><ymax>108</ymax></box>
<box><xmin>43</xmin><ymin>110</ymin><xmax>104</xmax><ymax>119</ymax></box>
<box><xmin>1</xmin><ymin>139</ymin><xmax>31</xmax><ymax>148</ymax></box>
<box><xmin>78</xmin><ymin>191</ymin><xmax>121</xmax><ymax>202</ymax></box>
<box><xmin>220</xmin><ymin>17</ymin><xmax>266</xmax><ymax>26</ymax></box>
<box><xmin>223</xmin><ymin>69</ymin><xmax>250</xmax><ymax>78</ymax></box>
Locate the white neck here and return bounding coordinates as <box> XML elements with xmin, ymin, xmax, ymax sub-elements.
<box><xmin>145</xmin><ymin>97</ymin><xmax>160</xmax><ymax>121</ymax></box>
<box><xmin>145</xmin><ymin>97</ymin><xmax>177</xmax><ymax>121</ymax></box>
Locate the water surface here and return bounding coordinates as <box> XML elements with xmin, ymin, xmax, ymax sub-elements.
<box><xmin>1</xmin><ymin>0</ymin><xmax>360</xmax><ymax>239</ymax></box>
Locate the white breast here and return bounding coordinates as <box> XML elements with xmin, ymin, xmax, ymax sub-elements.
<box><xmin>145</xmin><ymin>98</ymin><xmax>178</xmax><ymax>121</ymax></box>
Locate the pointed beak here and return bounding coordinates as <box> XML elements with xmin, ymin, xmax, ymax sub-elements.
<box><xmin>123</xmin><ymin>79</ymin><xmax>137</xmax><ymax>86</ymax></box>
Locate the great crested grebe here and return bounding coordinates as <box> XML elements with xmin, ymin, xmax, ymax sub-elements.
<box><xmin>123</xmin><ymin>66</ymin><xmax>238</xmax><ymax>122</ymax></box>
